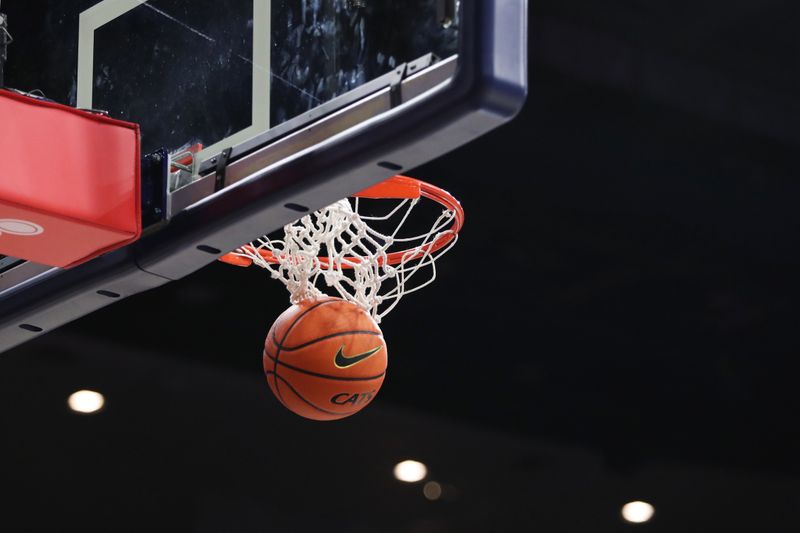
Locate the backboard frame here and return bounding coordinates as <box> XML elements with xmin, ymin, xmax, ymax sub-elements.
<box><xmin>0</xmin><ymin>0</ymin><xmax>528</xmax><ymax>354</ymax></box>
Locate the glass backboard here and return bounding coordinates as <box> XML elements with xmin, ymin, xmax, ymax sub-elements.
<box><xmin>4</xmin><ymin>0</ymin><xmax>459</xmax><ymax>167</ymax></box>
<box><xmin>0</xmin><ymin>0</ymin><xmax>527</xmax><ymax>354</ymax></box>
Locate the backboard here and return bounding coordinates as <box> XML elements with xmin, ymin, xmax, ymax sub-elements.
<box><xmin>0</xmin><ymin>0</ymin><xmax>527</xmax><ymax>353</ymax></box>
<box><xmin>4</xmin><ymin>0</ymin><xmax>459</xmax><ymax>168</ymax></box>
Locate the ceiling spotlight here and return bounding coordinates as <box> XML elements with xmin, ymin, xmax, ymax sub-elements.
<box><xmin>67</xmin><ymin>390</ymin><xmax>105</xmax><ymax>414</ymax></box>
<box><xmin>621</xmin><ymin>501</ymin><xmax>655</xmax><ymax>524</ymax></box>
<box><xmin>393</xmin><ymin>460</ymin><xmax>428</xmax><ymax>483</ymax></box>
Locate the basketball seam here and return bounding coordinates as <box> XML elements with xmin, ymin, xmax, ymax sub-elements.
<box><xmin>271</xmin><ymin>377</ymin><xmax>290</xmax><ymax>410</ymax></box>
<box><xmin>274</xmin><ymin>330</ymin><xmax>383</xmax><ymax>351</ymax></box>
<box><xmin>273</xmin><ymin>299</ymin><xmax>340</xmax><ymax>405</ymax></box>
<box><xmin>264</xmin><ymin>348</ymin><xmax>386</xmax><ymax>381</ymax></box>
<box><xmin>266</xmin><ymin>371</ymin><xmax>361</xmax><ymax>418</ymax></box>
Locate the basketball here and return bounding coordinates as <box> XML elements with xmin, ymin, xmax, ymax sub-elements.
<box><xmin>263</xmin><ymin>297</ymin><xmax>388</xmax><ymax>421</ymax></box>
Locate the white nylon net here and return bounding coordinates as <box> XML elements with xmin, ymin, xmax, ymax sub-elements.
<box><xmin>229</xmin><ymin>196</ymin><xmax>459</xmax><ymax>323</ymax></box>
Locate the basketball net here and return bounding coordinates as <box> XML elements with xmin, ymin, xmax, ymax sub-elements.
<box><xmin>225</xmin><ymin>181</ymin><xmax>461</xmax><ymax>323</ymax></box>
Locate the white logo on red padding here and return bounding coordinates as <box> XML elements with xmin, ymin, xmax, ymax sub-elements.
<box><xmin>0</xmin><ymin>219</ymin><xmax>45</xmax><ymax>237</ymax></box>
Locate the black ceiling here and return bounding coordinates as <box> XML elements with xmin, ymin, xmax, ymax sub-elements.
<box><xmin>2</xmin><ymin>2</ymin><xmax>800</xmax><ymax>532</ymax></box>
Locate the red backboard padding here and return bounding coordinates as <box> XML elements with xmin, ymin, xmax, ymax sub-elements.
<box><xmin>0</xmin><ymin>90</ymin><xmax>141</xmax><ymax>268</ymax></box>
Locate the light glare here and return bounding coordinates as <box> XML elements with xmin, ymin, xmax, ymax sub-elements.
<box><xmin>621</xmin><ymin>501</ymin><xmax>655</xmax><ymax>524</ymax></box>
<box><xmin>423</xmin><ymin>481</ymin><xmax>442</xmax><ymax>500</ymax></box>
<box><xmin>393</xmin><ymin>460</ymin><xmax>428</xmax><ymax>483</ymax></box>
<box><xmin>68</xmin><ymin>390</ymin><xmax>105</xmax><ymax>414</ymax></box>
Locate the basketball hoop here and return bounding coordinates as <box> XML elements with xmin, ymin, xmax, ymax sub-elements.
<box><xmin>220</xmin><ymin>176</ymin><xmax>464</xmax><ymax>323</ymax></box>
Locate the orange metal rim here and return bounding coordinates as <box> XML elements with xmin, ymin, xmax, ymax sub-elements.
<box><xmin>219</xmin><ymin>176</ymin><xmax>464</xmax><ymax>269</ymax></box>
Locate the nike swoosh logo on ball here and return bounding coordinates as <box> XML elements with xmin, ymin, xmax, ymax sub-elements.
<box><xmin>334</xmin><ymin>345</ymin><xmax>382</xmax><ymax>369</ymax></box>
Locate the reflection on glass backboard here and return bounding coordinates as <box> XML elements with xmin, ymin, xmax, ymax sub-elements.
<box><xmin>6</xmin><ymin>0</ymin><xmax>459</xmax><ymax>171</ymax></box>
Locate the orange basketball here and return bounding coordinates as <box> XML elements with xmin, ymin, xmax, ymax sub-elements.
<box><xmin>263</xmin><ymin>297</ymin><xmax>388</xmax><ymax>421</ymax></box>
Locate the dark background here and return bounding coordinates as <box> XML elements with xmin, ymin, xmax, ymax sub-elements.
<box><xmin>3</xmin><ymin>1</ymin><xmax>800</xmax><ymax>532</ymax></box>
